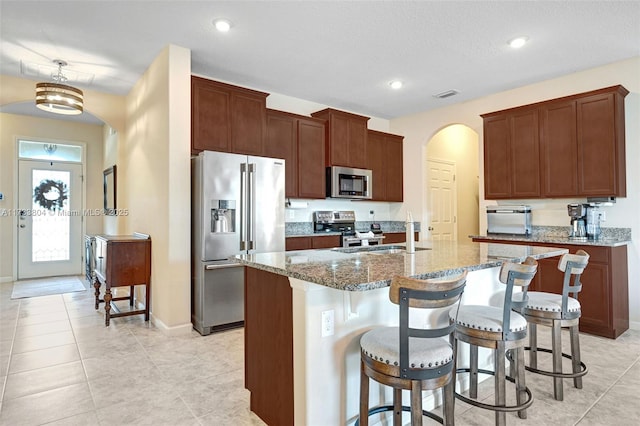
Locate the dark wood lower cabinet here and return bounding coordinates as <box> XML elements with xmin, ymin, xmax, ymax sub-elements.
<box><xmin>244</xmin><ymin>267</ymin><xmax>293</xmax><ymax>426</ymax></box>
<box><xmin>384</xmin><ymin>231</ymin><xmax>419</xmax><ymax>244</ymax></box>
<box><xmin>472</xmin><ymin>238</ymin><xmax>628</xmax><ymax>338</ymax></box>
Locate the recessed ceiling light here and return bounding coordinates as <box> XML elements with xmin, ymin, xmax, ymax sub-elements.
<box><xmin>509</xmin><ymin>36</ymin><xmax>529</xmax><ymax>49</ymax></box>
<box><xmin>389</xmin><ymin>80</ymin><xmax>403</xmax><ymax>89</ymax></box>
<box><xmin>213</xmin><ymin>18</ymin><xmax>232</xmax><ymax>33</ymax></box>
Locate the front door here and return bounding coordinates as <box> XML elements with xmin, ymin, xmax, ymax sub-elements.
<box><xmin>18</xmin><ymin>160</ymin><xmax>83</xmax><ymax>279</ymax></box>
<box><xmin>426</xmin><ymin>159</ymin><xmax>457</xmax><ymax>241</ymax></box>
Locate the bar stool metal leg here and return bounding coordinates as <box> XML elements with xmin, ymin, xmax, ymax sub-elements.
<box><xmin>552</xmin><ymin>320</ymin><xmax>563</xmax><ymax>400</ymax></box>
<box><xmin>515</xmin><ymin>347</ymin><xmax>527</xmax><ymax>419</ymax></box>
<box><xmin>529</xmin><ymin>322</ymin><xmax>538</xmax><ymax>369</ymax></box>
<box><xmin>470</xmin><ymin>344</ymin><xmax>479</xmax><ymax>399</ymax></box>
<box><xmin>495</xmin><ymin>341</ymin><xmax>506</xmax><ymax>426</ymax></box>
<box><xmin>570</xmin><ymin>325</ymin><xmax>583</xmax><ymax>389</ymax></box>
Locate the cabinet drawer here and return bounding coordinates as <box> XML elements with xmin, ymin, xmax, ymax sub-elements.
<box><xmin>311</xmin><ymin>235</ymin><xmax>341</xmax><ymax>249</ymax></box>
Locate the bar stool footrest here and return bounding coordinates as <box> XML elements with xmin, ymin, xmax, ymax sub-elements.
<box><xmin>514</xmin><ymin>346</ymin><xmax>588</xmax><ymax>379</ymax></box>
<box><xmin>355</xmin><ymin>404</ymin><xmax>443</xmax><ymax>425</ymax></box>
<box><xmin>454</xmin><ymin>368</ymin><xmax>534</xmax><ymax>413</ymax></box>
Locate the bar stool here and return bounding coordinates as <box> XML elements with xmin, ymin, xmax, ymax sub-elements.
<box><xmin>358</xmin><ymin>271</ymin><xmax>467</xmax><ymax>426</ymax></box>
<box><xmin>516</xmin><ymin>250</ymin><xmax>589</xmax><ymax>401</ymax></box>
<box><xmin>449</xmin><ymin>258</ymin><xmax>537</xmax><ymax>426</ymax></box>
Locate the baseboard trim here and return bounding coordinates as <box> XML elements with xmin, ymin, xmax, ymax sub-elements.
<box><xmin>628</xmin><ymin>320</ymin><xmax>640</xmax><ymax>331</ymax></box>
<box><xmin>0</xmin><ymin>276</ymin><xmax>13</xmax><ymax>283</ymax></box>
<box><xmin>151</xmin><ymin>314</ymin><xmax>193</xmax><ymax>336</ymax></box>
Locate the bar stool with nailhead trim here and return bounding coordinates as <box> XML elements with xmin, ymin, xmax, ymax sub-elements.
<box><xmin>358</xmin><ymin>271</ymin><xmax>467</xmax><ymax>426</ymax></box>
<box><xmin>514</xmin><ymin>250</ymin><xmax>589</xmax><ymax>401</ymax></box>
<box><xmin>449</xmin><ymin>258</ymin><xmax>538</xmax><ymax>426</ymax></box>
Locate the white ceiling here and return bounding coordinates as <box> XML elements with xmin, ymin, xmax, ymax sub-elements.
<box><xmin>1</xmin><ymin>1</ymin><xmax>639</xmax><ymax>123</ymax></box>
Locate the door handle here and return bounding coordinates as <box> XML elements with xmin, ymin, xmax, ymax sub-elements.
<box><xmin>19</xmin><ymin>224</ymin><xmax>25</xmax><ymax>228</ymax></box>
<box><xmin>428</xmin><ymin>226</ymin><xmax>434</xmax><ymax>231</ymax></box>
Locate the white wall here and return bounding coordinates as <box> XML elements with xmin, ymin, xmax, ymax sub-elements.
<box><xmin>391</xmin><ymin>56</ymin><xmax>640</xmax><ymax>330</ymax></box>
<box><xmin>118</xmin><ymin>44</ymin><xmax>192</xmax><ymax>333</ymax></box>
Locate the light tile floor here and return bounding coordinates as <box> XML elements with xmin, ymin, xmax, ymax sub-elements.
<box><xmin>0</xmin><ymin>278</ymin><xmax>638</xmax><ymax>425</ymax></box>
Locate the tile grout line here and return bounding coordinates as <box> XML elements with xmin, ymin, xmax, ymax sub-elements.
<box><xmin>573</xmin><ymin>354</ymin><xmax>640</xmax><ymax>425</ymax></box>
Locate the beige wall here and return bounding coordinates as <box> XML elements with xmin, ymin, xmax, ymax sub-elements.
<box><xmin>118</xmin><ymin>44</ymin><xmax>192</xmax><ymax>333</ymax></box>
<box><xmin>0</xmin><ymin>113</ymin><xmax>104</xmax><ymax>281</ymax></box>
<box><xmin>426</xmin><ymin>124</ymin><xmax>480</xmax><ymax>243</ymax></box>
<box><xmin>392</xmin><ymin>56</ymin><xmax>640</xmax><ymax>329</ymax></box>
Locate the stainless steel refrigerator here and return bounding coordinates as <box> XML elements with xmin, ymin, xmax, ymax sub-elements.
<box><xmin>192</xmin><ymin>150</ymin><xmax>285</xmax><ymax>335</ymax></box>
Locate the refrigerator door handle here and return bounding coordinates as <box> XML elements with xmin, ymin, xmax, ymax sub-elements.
<box><xmin>205</xmin><ymin>263</ymin><xmax>241</xmax><ymax>270</ymax></box>
<box><xmin>247</xmin><ymin>163</ymin><xmax>256</xmax><ymax>250</ymax></box>
<box><xmin>240</xmin><ymin>163</ymin><xmax>247</xmax><ymax>251</ymax></box>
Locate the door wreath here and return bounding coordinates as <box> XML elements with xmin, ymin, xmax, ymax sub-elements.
<box><xmin>33</xmin><ymin>179</ymin><xmax>68</xmax><ymax>211</ymax></box>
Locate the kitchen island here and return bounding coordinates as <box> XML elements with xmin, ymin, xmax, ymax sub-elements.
<box><xmin>233</xmin><ymin>241</ymin><xmax>568</xmax><ymax>426</ymax></box>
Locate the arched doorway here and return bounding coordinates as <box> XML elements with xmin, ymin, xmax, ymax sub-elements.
<box><xmin>424</xmin><ymin>124</ymin><xmax>480</xmax><ymax>243</ymax></box>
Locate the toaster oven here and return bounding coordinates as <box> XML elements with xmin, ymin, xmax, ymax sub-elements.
<box><xmin>486</xmin><ymin>205</ymin><xmax>532</xmax><ymax>235</ymax></box>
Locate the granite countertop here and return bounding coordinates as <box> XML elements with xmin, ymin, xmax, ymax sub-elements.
<box><xmin>232</xmin><ymin>241</ymin><xmax>568</xmax><ymax>292</ymax></box>
<box><xmin>470</xmin><ymin>226</ymin><xmax>631</xmax><ymax>247</ymax></box>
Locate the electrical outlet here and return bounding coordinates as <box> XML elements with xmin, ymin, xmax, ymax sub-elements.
<box><xmin>321</xmin><ymin>309</ymin><xmax>334</xmax><ymax>337</ymax></box>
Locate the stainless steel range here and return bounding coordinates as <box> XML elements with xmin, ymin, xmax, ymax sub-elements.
<box><xmin>313</xmin><ymin>210</ymin><xmax>384</xmax><ymax>247</ymax></box>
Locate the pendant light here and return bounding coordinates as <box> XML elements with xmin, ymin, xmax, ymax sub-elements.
<box><xmin>35</xmin><ymin>59</ymin><xmax>84</xmax><ymax>115</ymax></box>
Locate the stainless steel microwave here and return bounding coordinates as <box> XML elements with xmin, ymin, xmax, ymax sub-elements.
<box><xmin>327</xmin><ymin>166</ymin><xmax>372</xmax><ymax>199</ymax></box>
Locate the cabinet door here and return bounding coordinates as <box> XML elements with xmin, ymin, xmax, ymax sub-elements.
<box><xmin>385</xmin><ymin>135</ymin><xmax>404</xmax><ymax>202</ymax></box>
<box><xmin>577</xmin><ymin>92</ymin><xmax>618</xmax><ymax>196</ymax></box>
<box><xmin>483</xmin><ymin>115</ymin><xmax>511</xmax><ymax>199</ymax></box>
<box><xmin>510</xmin><ymin>109</ymin><xmax>540</xmax><ymax>197</ymax></box>
<box><xmin>367</xmin><ymin>131</ymin><xmax>386</xmax><ymax>201</ymax></box>
<box><xmin>540</xmin><ymin>100</ymin><xmax>578</xmax><ymax>197</ymax></box>
<box><xmin>191</xmin><ymin>78</ymin><xmax>231</xmax><ymax>153</ymax></box>
<box><xmin>297</xmin><ymin>118</ymin><xmax>326</xmax><ymax>199</ymax></box>
<box><xmin>230</xmin><ymin>92</ymin><xmax>266</xmax><ymax>156</ymax></box>
<box><xmin>311</xmin><ymin>235</ymin><xmax>341</xmax><ymax>249</ymax></box>
<box><xmin>329</xmin><ymin>114</ymin><xmax>350</xmax><ymax>166</ymax></box>
<box><xmin>285</xmin><ymin>237</ymin><xmax>312</xmax><ymax>251</ymax></box>
<box><xmin>577</xmin><ymin>261</ymin><xmax>610</xmax><ymax>336</ymax></box>
<box><xmin>530</xmin><ymin>257</ymin><xmax>562</xmax><ymax>293</ymax></box>
<box><xmin>265</xmin><ymin>111</ymin><xmax>297</xmax><ymax>197</ymax></box>
<box><xmin>348</xmin><ymin>119</ymin><xmax>368</xmax><ymax>169</ymax></box>
<box><xmin>384</xmin><ymin>233</ymin><xmax>406</xmax><ymax>244</ymax></box>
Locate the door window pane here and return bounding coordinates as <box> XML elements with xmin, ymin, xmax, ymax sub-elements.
<box><xmin>31</xmin><ymin>169</ymin><xmax>71</xmax><ymax>262</ymax></box>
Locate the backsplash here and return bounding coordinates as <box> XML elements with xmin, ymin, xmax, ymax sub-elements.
<box><xmin>286</xmin><ymin>220</ymin><xmax>421</xmax><ymax>236</ymax></box>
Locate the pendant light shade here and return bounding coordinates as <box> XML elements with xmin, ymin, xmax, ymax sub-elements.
<box><xmin>35</xmin><ymin>60</ymin><xmax>84</xmax><ymax>115</ymax></box>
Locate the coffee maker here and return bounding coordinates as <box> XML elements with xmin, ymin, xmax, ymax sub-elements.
<box><xmin>567</xmin><ymin>204</ymin><xmax>587</xmax><ymax>240</ymax></box>
<box><xmin>585</xmin><ymin>204</ymin><xmax>603</xmax><ymax>240</ymax></box>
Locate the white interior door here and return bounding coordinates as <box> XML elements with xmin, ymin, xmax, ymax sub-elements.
<box><xmin>18</xmin><ymin>160</ymin><xmax>83</xmax><ymax>279</ymax></box>
<box><xmin>427</xmin><ymin>159</ymin><xmax>457</xmax><ymax>241</ymax></box>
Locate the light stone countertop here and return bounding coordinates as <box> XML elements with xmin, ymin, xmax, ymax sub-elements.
<box><xmin>232</xmin><ymin>241</ymin><xmax>568</xmax><ymax>291</ymax></box>
<box><xmin>470</xmin><ymin>225</ymin><xmax>631</xmax><ymax>247</ymax></box>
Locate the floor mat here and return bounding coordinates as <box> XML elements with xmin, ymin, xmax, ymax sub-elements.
<box><xmin>11</xmin><ymin>275</ymin><xmax>87</xmax><ymax>299</ymax></box>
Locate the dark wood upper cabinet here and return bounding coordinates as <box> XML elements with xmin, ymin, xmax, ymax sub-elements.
<box><xmin>540</xmin><ymin>100</ymin><xmax>578</xmax><ymax>197</ymax></box>
<box><xmin>191</xmin><ymin>76</ymin><xmax>268</xmax><ymax>155</ymax></box>
<box><xmin>577</xmin><ymin>89</ymin><xmax>627</xmax><ymax>197</ymax></box>
<box><xmin>483</xmin><ymin>85</ymin><xmax>628</xmax><ymax>199</ymax></box>
<box><xmin>482</xmin><ymin>114</ymin><xmax>512</xmax><ymax>199</ymax></box>
<box><xmin>265</xmin><ymin>110</ymin><xmax>297</xmax><ymax>196</ymax></box>
<box><xmin>297</xmin><ymin>117</ymin><xmax>326</xmax><ymax>199</ymax></box>
<box><xmin>511</xmin><ymin>108</ymin><xmax>540</xmax><ymax>198</ymax></box>
<box><xmin>265</xmin><ymin>109</ymin><xmax>326</xmax><ymax>199</ymax></box>
<box><xmin>311</xmin><ymin>108</ymin><xmax>370</xmax><ymax>169</ymax></box>
<box><xmin>367</xmin><ymin>130</ymin><xmax>404</xmax><ymax>202</ymax></box>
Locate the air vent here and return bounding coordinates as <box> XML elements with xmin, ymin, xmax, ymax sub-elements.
<box><xmin>433</xmin><ymin>89</ymin><xmax>459</xmax><ymax>99</ymax></box>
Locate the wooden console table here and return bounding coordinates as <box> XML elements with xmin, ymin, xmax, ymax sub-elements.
<box><xmin>93</xmin><ymin>233</ymin><xmax>151</xmax><ymax>326</ymax></box>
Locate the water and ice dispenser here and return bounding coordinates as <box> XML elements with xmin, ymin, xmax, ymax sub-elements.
<box><xmin>211</xmin><ymin>200</ymin><xmax>236</xmax><ymax>233</ymax></box>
